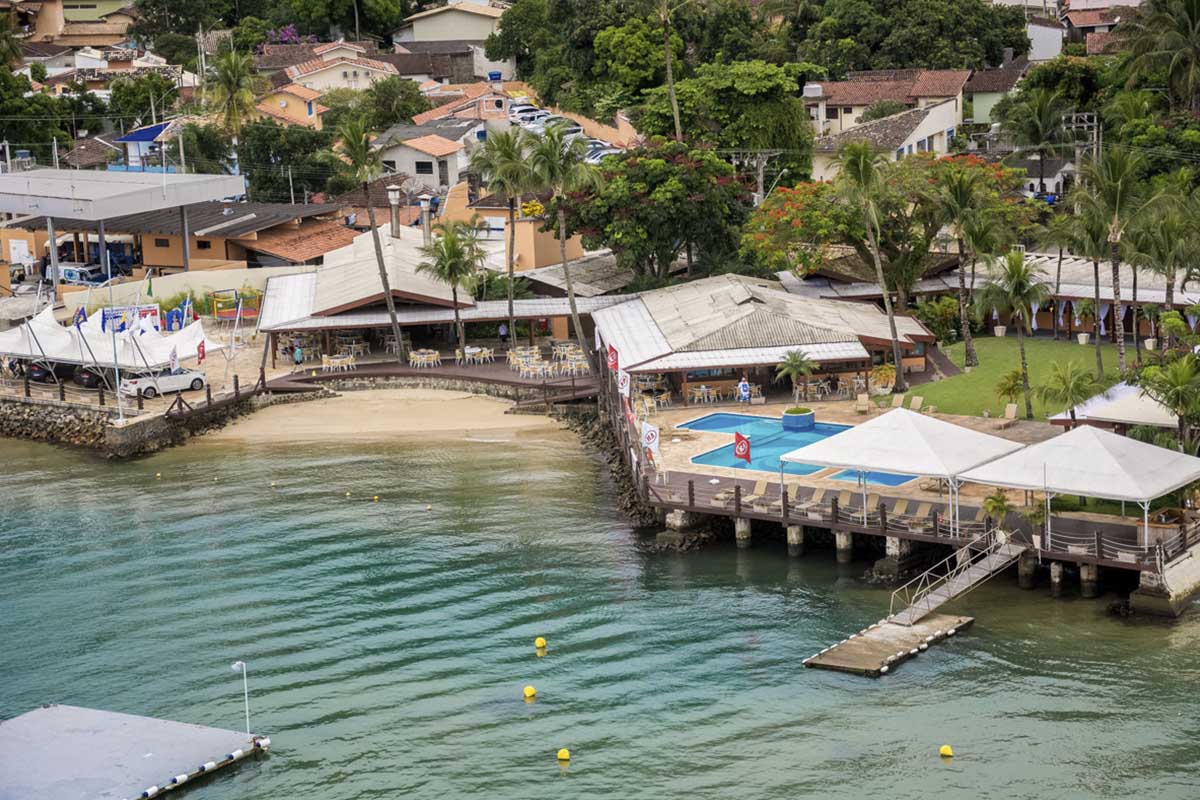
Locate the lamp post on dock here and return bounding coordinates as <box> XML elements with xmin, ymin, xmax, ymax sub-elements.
<box><xmin>230</xmin><ymin>660</ymin><xmax>250</xmax><ymax>736</ymax></box>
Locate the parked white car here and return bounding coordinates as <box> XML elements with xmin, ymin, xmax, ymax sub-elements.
<box><xmin>120</xmin><ymin>368</ymin><xmax>207</xmax><ymax>398</ymax></box>
<box><xmin>508</xmin><ymin>103</ymin><xmax>539</xmax><ymax>123</ymax></box>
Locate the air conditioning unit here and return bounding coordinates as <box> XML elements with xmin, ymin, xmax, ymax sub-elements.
<box><xmin>802</xmin><ymin>83</ymin><xmax>824</xmax><ymax>99</ymax></box>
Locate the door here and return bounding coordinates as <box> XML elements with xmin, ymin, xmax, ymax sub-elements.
<box><xmin>438</xmin><ymin>159</ymin><xmax>449</xmax><ymax>187</ymax></box>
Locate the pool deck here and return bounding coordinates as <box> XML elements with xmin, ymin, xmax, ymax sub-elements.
<box><xmin>0</xmin><ymin>704</ymin><xmax>269</xmax><ymax>799</ymax></box>
<box><xmin>637</xmin><ymin>399</ymin><xmax>1195</xmax><ymax>572</ymax></box>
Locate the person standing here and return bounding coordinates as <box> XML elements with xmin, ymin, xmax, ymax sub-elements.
<box><xmin>499</xmin><ymin>322</ymin><xmax>509</xmax><ymax>345</ymax></box>
<box><xmin>292</xmin><ymin>342</ymin><xmax>304</xmax><ymax>372</ymax></box>
<box><xmin>738</xmin><ymin>375</ymin><xmax>750</xmax><ymax>405</ymax></box>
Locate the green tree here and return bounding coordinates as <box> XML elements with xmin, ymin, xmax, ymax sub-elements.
<box><xmin>1139</xmin><ymin>354</ymin><xmax>1200</xmax><ymax>449</ymax></box>
<box><xmin>562</xmin><ymin>138</ymin><xmax>749</xmax><ymax>280</ymax></box>
<box><xmin>1121</xmin><ymin>0</ymin><xmax>1200</xmax><ymax>115</ymax></box>
<box><xmin>109</xmin><ymin>72</ymin><xmax>179</xmax><ymax>126</ymax></box>
<box><xmin>1037</xmin><ymin>212</ymin><xmax>1074</xmax><ymax>340</ymax></box>
<box><xmin>589</xmin><ymin>15</ymin><xmax>680</xmax><ymax>115</ymax></box>
<box><xmin>528</xmin><ymin>121</ymin><xmax>605</xmax><ymax>363</ymax></box>
<box><xmin>153</xmin><ymin>33</ymin><xmax>198</xmax><ymax>71</ymax></box>
<box><xmin>364</xmin><ymin>75</ymin><xmax>431</xmax><ymax>130</ymax></box>
<box><xmin>168</xmin><ymin>122</ymin><xmax>232</xmax><ymax>174</ymax></box>
<box><xmin>977</xmin><ymin>251</ymin><xmax>1051</xmax><ymax>419</ymax></box>
<box><xmin>207</xmin><ymin>51</ymin><xmax>265</xmax><ymax>152</ymax></box>
<box><xmin>775</xmin><ymin>349</ymin><xmax>817</xmax><ymax>401</ymax></box>
<box><xmin>934</xmin><ymin>160</ymin><xmax>986</xmax><ymax>367</ymax></box>
<box><xmin>0</xmin><ymin>70</ymin><xmax>73</xmax><ymax>160</ymax></box>
<box><xmin>470</xmin><ymin>128</ymin><xmax>534</xmax><ymax>341</ymax></box>
<box><xmin>241</xmin><ymin>120</ymin><xmax>337</xmax><ymax>201</ymax></box>
<box><xmin>417</xmin><ymin>219</ymin><xmax>485</xmax><ymax>356</ymax></box>
<box><xmin>318</xmin><ymin>88</ymin><xmax>367</xmax><ymax>132</ymax></box>
<box><xmin>834</xmin><ymin>141</ymin><xmax>907</xmax><ymax>392</ymax></box>
<box><xmin>1069</xmin><ymin>209</ymin><xmax>1110</xmax><ymax>378</ymax></box>
<box><xmin>0</xmin><ymin>8</ymin><xmax>19</xmax><ymax>66</ymax></box>
<box><xmin>231</xmin><ymin>16</ymin><xmax>272</xmax><ymax>52</ymax></box>
<box><xmin>1035</xmin><ymin>362</ymin><xmax>1104</xmax><ymax>421</ymax></box>
<box><xmin>1000</xmin><ymin>87</ymin><xmax>1073</xmax><ymax>194</ymax></box>
<box><xmin>335</xmin><ymin>116</ymin><xmax>407</xmax><ymax>365</ymax></box>
<box><xmin>1076</xmin><ymin>147</ymin><xmax>1150</xmax><ymax>373</ymax></box>
<box><xmin>29</xmin><ymin>62</ymin><xmax>48</xmax><ymax>83</ymax></box>
<box><xmin>995</xmin><ymin>368</ymin><xmax>1024</xmax><ymax>407</ymax></box>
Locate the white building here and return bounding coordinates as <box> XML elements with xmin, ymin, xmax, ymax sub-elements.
<box><xmin>394</xmin><ymin>3</ymin><xmax>504</xmax><ymax>43</ymax></box>
<box><xmin>375</xmin><ymin>135</ymin><xmax>466</xmax><ymax>190</ymax></box>
<box><xmin>1027</xmin><ymin>17</ymin><xmax>1066</xmax><ymax>61</ymax></box>
<box><xmin>283</xmin><ymin>42</ymin><xmax>399</xmax><ymax>92</ymax></box>
<box><xmin>803</xmin><ymin>70</ymin><xmax>970</xmax><ymax>136</ymax></box>
<box><xmin>810</xmin><ymin>100</ymin><xmax>960</xmax><ymax>182</ymax></box>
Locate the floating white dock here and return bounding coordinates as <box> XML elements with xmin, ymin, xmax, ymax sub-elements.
<box><xmin>0</xmin><ymin>704</ymin><xmax>269</xmax><ymax>800</ymax></box>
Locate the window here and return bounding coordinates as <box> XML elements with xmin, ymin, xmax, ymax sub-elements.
<box><xmin>415</xmin><ymin>160</ymin><xmax>434</xmax><ymax>175</ymax></box>
<box><xmin>896</xmin><ymin>148</ymin><xmax>906</xmax><ymax>160</ymax></box>
<box><xmin>153</xmin><ymin>238</ymin><xmax>169</xmax><ymax>248</ymax></box>
<box><xmin>196</xmin><ymin>240</ymin><xmax>212</xmax><ymax>250</ymax></box>
<box><xmin>825</xmin><ymin>106</ymin><xmax>839</xmax><ymax>120</ymax></box>
<box><xmin>946</xmin><ymin>127</ymin><xmax>955</xmax><ymax>141</ymax></box>
<box><xmin>342</xmin><ymin>71</ymin><xmax>348</xmax><ymax>78</ymax></box>
<box><xmin>842</xmin><ymin>107</ymin><xmax>853</xmax><ymax>115</ymax></box>
<box><xmin>382</xmin><ymin>159</ymin><xmax>397</xmax><ymax>173</ymax></box>
<box><xmin>306</xmin><ymin>100</ymin><xmax>314</xmax><ymax>116</ymax></box>
<box><xmin>493</xmin><ymin>99</ymin><xmax>503</xmax><ymax>109</ymax></box>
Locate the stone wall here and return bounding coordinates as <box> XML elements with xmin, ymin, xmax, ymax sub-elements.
<box><xmin>323</xmin><ymin>374</ymin><xmax>534</xmax><ymax>401</ymax></box>
<box><xmin>0</xmin><ymin>397</ymin><xmax>113</xmax><ymax>449</ymax></box>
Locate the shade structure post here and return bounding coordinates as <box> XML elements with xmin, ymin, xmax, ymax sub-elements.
<box><xmin>99</xmin><ymin>219</ymin><xmax>125</xmax><ymax>422</ymax></box>
<box><xmin>860</xmin><ymin>468</ymin><xmax>867</xmax><ymax>525</ymax></box>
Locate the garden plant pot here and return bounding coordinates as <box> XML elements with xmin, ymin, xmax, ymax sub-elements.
<box><xmin>1145</xmin><ymin>338</ymin><xmax>1157</xmax><ymax>351</ymax></box>
<box><xmin>993</xmin><ymin>325</ymin><xmax>1007</xmax><ymax>338</ymax></box>
<box><xmin>1077</xmin><ymin>333</ymin><xmax>1090</xmax><ymax>345</ymax></box>
<box><xmin>782</xmin><ymin>409</ymin><xmax>815</xmax><ymax>431</ymax></box>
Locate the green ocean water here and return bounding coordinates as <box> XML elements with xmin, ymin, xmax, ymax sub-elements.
<box><xmin>2</xmin><ymin>432</ymin><xmax>1199</xmax><ymax>799</ymax></box>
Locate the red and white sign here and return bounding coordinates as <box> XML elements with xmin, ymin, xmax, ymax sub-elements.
<box><xmin>197</xmin><ymin>340</ymin><xmax>206</xmax><ymax>364</ymax></box>
<box><xmin>640</xmin><ymin>421</ymin><xmax>661</xmax><ymax>457</ymax></box>
<box><xmin>734</xmin><ymin>432</ymin><xmax>751</xmax><ymax>463</ymax></box>
<box><xmin>623</xmin><ymin>397</ymin><xmax>636</xmax><ymax>427</ymax></box>
<box><xmin>607</xmin><ymin>345</ymin><xmax>619</xmax><ymax>371</ymax></box>
<box><xmin>617</xmin><ymin>369</ymin><xmax>631</xmax><ymax>398</ymax></box>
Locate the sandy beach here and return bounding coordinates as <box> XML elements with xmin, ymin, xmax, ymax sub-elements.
<box><xmin>205</xmin><ymin>388</ymin><xmax>565</xmax><ymax>443</ymax></box>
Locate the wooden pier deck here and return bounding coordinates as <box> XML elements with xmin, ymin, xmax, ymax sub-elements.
<box><xmin>804</xmin><ymin>614</ymin><xmax>974</xmax><ymax>677</ymax></box>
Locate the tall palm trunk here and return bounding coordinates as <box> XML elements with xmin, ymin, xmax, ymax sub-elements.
<box><xmin>866</xmin><ymin>215</ymin><xmax>906</xmax><ymax>392</ymax></box>
<box><xmin>558</xmin><ymin>205</ymin><xmax>591</xmax><ymax>369</ymax></box>
<box><xmin>662</xmin><ymin>8</ymin><xmax>682</xmax><ymax>140</ymax></box>
<box><xmin>957</xmin><ymin>237</ymin><xmax>977</xmax><ymax>367</ymax></box>
<box><xmin>506</xmin><ymin>197</ymin><xmax>517</xmax><ymax>342</ymax></box>
<box><xmin>452</xmin><ymin>283</ymin><xmax>465</xmax><ymax>356</ymax></box>
<box><xmin>1111</xmin><ymin>243</ymin><xmax>1126</xmax><ymax>372</ymax></box>
<box><xmin>366</xmin><ymin>192</ymin><xmax>406</xmax><ymax>366</ymax></box>
<box><xmin>1017</xmin><ymin>323</ymin><xmax>1033</xmax><ymax>420</ymax></box>
<box><xmin>1053</xmin><ymin>245</ymin><xmax>1064</xmax><ymax>340</ymax></box>
<box><xmin>1092</xmin><ymin>259</ymin><xmax>1103</xmax><ymax>377</ymax></box>
<box><xmin>1132</xmin><ymin>264</ymin><xmax>1141</xmax><ymax>363</ymax></box>
<box><xmin>1166</xmin><ymin>262</ymin><xmax>1176</xmax><ymax>348</ymax></box>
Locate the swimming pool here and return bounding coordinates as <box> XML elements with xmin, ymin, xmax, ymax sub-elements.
<box><xmin>679</xmin><ymin>413</ymin><xmax>916</xmax><ymax>485</ymax></box>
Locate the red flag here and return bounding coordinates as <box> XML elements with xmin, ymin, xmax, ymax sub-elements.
<box><xmin>197</xmin><ymin>340</ymin><xmax>206</xmax><ymax>364</ymax></box>
<box><xmin>734</xmin><ymin>432</ymin><xmax>751</xmax><ymax>463</ymax></box>
<box><xmin>606</xmin><ymin>344</ymin><xmax>619</xmax><ymax>370</ymax></box>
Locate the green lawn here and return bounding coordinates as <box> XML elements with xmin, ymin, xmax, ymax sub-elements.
<box><xmin>914</xmin><ymin>336</ymin><xmax>1120</xmax><ymax>420</ymax></box>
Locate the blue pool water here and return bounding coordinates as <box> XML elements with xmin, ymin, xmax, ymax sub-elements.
<box><xmin>679</xmin><ymin>413</ymin><xmax>916</xmax><ymax>485</ymax></box>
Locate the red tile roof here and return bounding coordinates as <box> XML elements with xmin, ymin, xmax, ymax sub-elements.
<box><xmin>285</xmin><ymin>55</ymin><xmax>399</xmax><ymax>79</ymax></box>
<box><xmin>401</xmin><ymin>134</ymin><xmax>464</xmax><ymax>157</ymax></box>
<box><xmin>1086</xmin><ymin>30</ymin><xmax>1121</xmax><ymax>54</ymax></box>
<box><xmin>817</xmin><ymin>80</ymin><xmax>915</xmax><ymax>106</ymax></box>
<box><xmin>1065</xmin><ymin>8</ymin><xmax>1120</xmax><ymax>27</ymax></box>
<box><xmin>237</xmin><ymin>220</ymin><xmax>359</xmax><ymax>263</ymax></box>
<box><xmin>313</xmin><ymin>40</ymin><xmax>365</xmax><ymax>55</ymax></box>
<box><xmin>814</xmin><ymin>69</ymin><xmax>969</xmax><ymax>106</ymax></box>
<box><xmin>908</xmin><ymin>69</ymin><xmax>971</xmax><ymax>98</ymax></box>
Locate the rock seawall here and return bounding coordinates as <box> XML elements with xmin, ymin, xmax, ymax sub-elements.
<box><xmin>0</xmin><ymin>398</ymin><xmax>111</xmax><ymax>449</ymax></box>
<box><xmin>560</xmin><ymin>410</ymin><xmax>657</xmax><ymax>527</ymax></box>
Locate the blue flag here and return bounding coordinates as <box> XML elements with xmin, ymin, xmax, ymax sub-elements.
<box><xmin>72</xmin><ymin>307</ymin><xmax>87</xmax><ymax>327</ymax></box>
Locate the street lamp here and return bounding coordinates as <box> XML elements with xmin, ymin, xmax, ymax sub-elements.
<box><xmin>386</xmin><ymin>184</ymin><xmax>401</xmax><ymax>239</ymax></box>
<box><xmin>230</xmin><ymin>660</ymin><xmax>250</xmax><ymax>737</ymax></box>
<box><xmin>417</xmin><ymin>193</ymin><xmax>433</xmax><ymax>245</ymax></box>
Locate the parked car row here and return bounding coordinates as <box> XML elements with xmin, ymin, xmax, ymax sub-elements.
<box><xmin>6</xmin><ymin>359</ymin><xmax>207</xmax><ymax>398</ymax></box>
<box><xmin>507</xmin><ymin>99</ymin><xmax>622</xmax><ymax>164</ymax></box>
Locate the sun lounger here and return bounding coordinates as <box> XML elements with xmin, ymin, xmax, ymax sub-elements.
<box><xmin>889</xmin><ymin>499</ymin><xmax>909</xmax><ymax>517</ymax></box>
<box><xmin>908</xmin><ymin>395</ymin><xmax>924</xmax><ymax>412</ymax></box>
<box><xmin>836</xmin><ymin>490</ymin><xmax>853</xmax><ymax>516</ymax></box>
<box><xmin>855</xmin><ymin>393</ymin><xmax>871</xmax><ymax>414</ymax></box>
<box><xmin>890</xmin><ymin>394</ymin><xmax>906</xmax><ymax>409</ymax></box>
<box><xmin>907</xmin><ymin>502</ymin><xmax>934</xmax><ymax>532</ymax></box>
<box><xmin>710</xmin><ymin>486</ymin><xmax>735</xmax><ymax>507</ymax></box>
<box><xmin>994</xmin><ymin>403</ymin><xmax>1018</xmax><ymax>430</ymax></box>
<box><xmin>741</xmin><ymin>480</ymin><xmax>769</xmax><ymax>508</ymax></box>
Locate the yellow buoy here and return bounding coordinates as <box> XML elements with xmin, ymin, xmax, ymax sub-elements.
<box><xmin>426</xmin><ymin>505</ymin><xmax>432</xmax><ymax>511</ymax></box>
<box><xmin>345</xmin><ymin>491</ymin><xmax>352</xmax><ymax>497</ymax></box>
<box><xmin>556</xmin><ymin>748</ymin><xmax>570</xmax><ymax>762</ymax></box>
<box><xmin>939</xmin><ymin>745</ymin><xmax>954</xmax><ymax>758</ymax></box>
<box><xmin>373</xmin><ymin>495</ymin><xmax>379</xmax><ymax>502</ymax></box>
<box><xmin>271</xmin><ymin>481</ymin><xmax>276</xmax><ymax>488</ymax></box>
<box><xmin>534</xmin><ymin>636</ymin><xmax>547</xmax><ymax>649</ymax></box>
<box><xmin>155</xmin><ymin>472</ymin><xmax>161</xmax><ymax>479</ymax></box>
<box><xmin>523</xmin><ymin>685</ymin><xmax>536</xmax><ymax>699</ymax></box>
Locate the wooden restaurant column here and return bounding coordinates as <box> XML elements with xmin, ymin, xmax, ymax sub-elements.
<box><xmin>180</xmin><ymin>206</ymin><xmax>191</xmax><ymax>271</ymax></box>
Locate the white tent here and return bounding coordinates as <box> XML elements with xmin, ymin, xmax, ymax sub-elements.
<box><xmin>1086</xmin><ymin>392</ymin><xmax>1177</xmax><ymax>429</ymax></box>
<box><xmin>779</xmin><ymin>408</ymin><xmax>1024</xmax><ymax>529</ymax></box>
<box><xmin>0</xmin><ymin>307</ymin><xmax>223</xmax><ymax>371</ymax></box>
<box><xmin>959</xmin><ymin>425</ymin><xmax>1200</xmax><ymax>534</ymax></box>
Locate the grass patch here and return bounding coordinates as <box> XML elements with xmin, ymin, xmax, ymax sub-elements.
<box><xmin>914</xmin><ymin>336</ymin><xmax>1120</xmax><ymax>419</ymax></box>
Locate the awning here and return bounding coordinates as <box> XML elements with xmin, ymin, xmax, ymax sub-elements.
<box><xmin>959</xmin><ymin>425</ymin><xmax>1200</xmax><ymax>503</ymax></box>
<box><xmin>780</xmin><ymin>408</ymin><xmax>1023</xmax><ymax>479</ymax></box>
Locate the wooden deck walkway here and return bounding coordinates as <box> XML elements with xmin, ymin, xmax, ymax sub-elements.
<box><xmin>889</xmin><ymin>541</ymin><xmax>1027</xmax><ymax>626</ymax></box>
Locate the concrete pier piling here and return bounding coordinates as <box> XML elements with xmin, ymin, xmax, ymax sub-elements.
<box><xmin>1050</xmin><ymin>561</ymin><xmax>1065</xmax><ymax>597</ymax></box>
<box><xmin>835</xmin><ymin>531</ymin><xmax>854</xmax><ymax>563</ymax></box>
<box><xmin>1080</xmin><ymin>563</ymin><xmax>1100</xmax><ymax>598</ymax></box>
<box><xmin>786</xmin><ymin>525</ymin><xmax>805</xmax><ymax>557</ymax></box>
<box><xmin>1018</xmin><ymin>551</ymin><xmax>1037</xmax><ymax>589</ymax></box>
<box><xmin>734</xmin><ymin>518</ymin><xmax>752</xmax><ymax>549</ymax></box>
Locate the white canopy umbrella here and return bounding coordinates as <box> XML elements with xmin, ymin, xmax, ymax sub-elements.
<box><xmin>959</xmin><ymin>425</ymin><xmax>1200</xmax><ymax>536</ymax></box>
<box><xmin>779</xmin><ymin>408</ymin><xmax>1024</xmax><ymax>529</ymax></box>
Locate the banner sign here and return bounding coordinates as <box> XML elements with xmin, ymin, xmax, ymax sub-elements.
<box><xmin>640</xmin><ymin>421</ymin><xmax>661</xmax><ymax>457</ymax></box>
<box><xmin>101</xmin><ymin>304</ymin><xmax>160</xmax><ymax>333</ymax></box>
<box><xmin>734</xmin><ymin>432</ymin><xmax>751</xmax><ymax>463</ymax></box>
<box><xmin>617</xmin><ymin>370</ymin><xmax>631</xmax><ymax>398</ymax></box>
<box><xmin>607</xmin><ymin>345</ymin><xmax>619</xmax><ymax>371</ymax></box>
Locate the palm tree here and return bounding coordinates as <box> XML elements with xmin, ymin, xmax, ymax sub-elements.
<box><xmin>657</xmin><ymin>0</ymin><xmax>688</xmax><ymax>139</ymax></box>
<box><xmin>335</xmin><ymin>116</ymin><xmax>406</xmax><ymax>365</ymax></box>
<box><xmin>775</xmin><ymin>349</ymin><xmax>817</xmax><ymax>402</ymax></box>
<box><xmin>1038</xmin><ymin>213</ymin><xmax>1074</xmax><ymax>340</ymax></box>
<box><xmin>1076</xmin><ymin>147</ymin><xmax>1149</xmax><ymax>373</ymax></box>
<box><xmin>834</xmin><ymin>141</ymin><xmax>907</xmax><ymax>392</ymax></box>
<box><xmin>1121</xmin><ymin>0</ymin><xmax>1200</xmax><ymax>115</ymax></box>
<box><xmin>470</xmin><ymin>129</ymin><xmax>532</xmax><ymax>345</ymax></box>
<box><xmin>0</xmin><ymin>9</ymin><xmax>20</xmax><ymax>67</ymax></box>
<box><xmin>1140</xmin><ymin>354</ymin><xmax>1200</xmax><ymax>449</ymax></box>
<box><xmin>996</xmin><ymin>368</ymin><xmax>1024</xmax><ymax>408</ymax></box>
<box><xmin>527</xmin><ymin>122</ymin><xmax>604</xmax><ymax>365</ymax></box>
<box><xmin>1070</xmin><ymin>207</ymin><xmax>1109</xmax><ymax>378</ymax></box>
<box><xmin>206</xmin><ymin>51</ymin><xmax>264</xmax><ymax>171</ymax></box>
<box><xmin>1035</xmin><ymin>362</ymin><xmax>1104</xmax><ymax>421</ymax></box>
<box><xmin>1000</xmin><ymin>88</ymin><xmax>1073</xmax><ymax>194</ymax></box>
<box><xmin>1131</xmin><ymin>175</ymin><xmax>1197</xmax><ymax>348</ymax></box>
<box><xmin>417</xmin><ymin>219</ymin><xmax>485</xmax><ymax>357</ymax></box>
<box><xmin>978</xmin><ymin>251</ymin><xmax>1051</xmax><ymax>420</ymax></box>
<box><xmin>935</xmin><ymin>164</ymin><xmax>984</xmax><ymax>367</ymax></box>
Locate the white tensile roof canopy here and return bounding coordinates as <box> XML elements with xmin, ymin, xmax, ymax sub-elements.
<box><xmin>0</xmin><ymin>170</ymin><xmax>246</xmax><ymax>220</ymax></box>
<box><xmin>779</xmin><ymin>408</ymin><xmax>1023</xmax><ymax>479</ymax></box>
<box><xmin>959</xmin><ymin>425</ymin><xmax>1200</xmax><ymax>503</ymax></box>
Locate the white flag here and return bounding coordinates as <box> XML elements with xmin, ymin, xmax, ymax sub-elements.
<box><xmin>617</xmin><ymin>369</ymin><xmax>631</xmax><ymax>398</ymax></box>
<box><xmin>168</xmin><ymin>346</ymin><xmax>179</xmax><ymax>372</ymax></box>
<box><xmin>640</xmin><ymin>421</ymin><xmax>661</xmax><ymax>457</ymax></box>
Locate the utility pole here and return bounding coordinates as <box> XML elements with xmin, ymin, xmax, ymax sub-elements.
<box><xmin>288</xmin><ymin>166</ymin><xmax>295</xmax><ymax>204</ymax></box>
<box><xmin>2</xmin><ymin>140</ymin><xmax>10</xmax><ymax>173</ymax></box>
<box><xmin>52</xmin><ymin>138</ymin><xmax>59</xmax><ymax>169</ymax></box>
<box><xmin>177</xmin><ymin>122</ymin><xmax>187</xmax><ymax>174</ymax></box>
